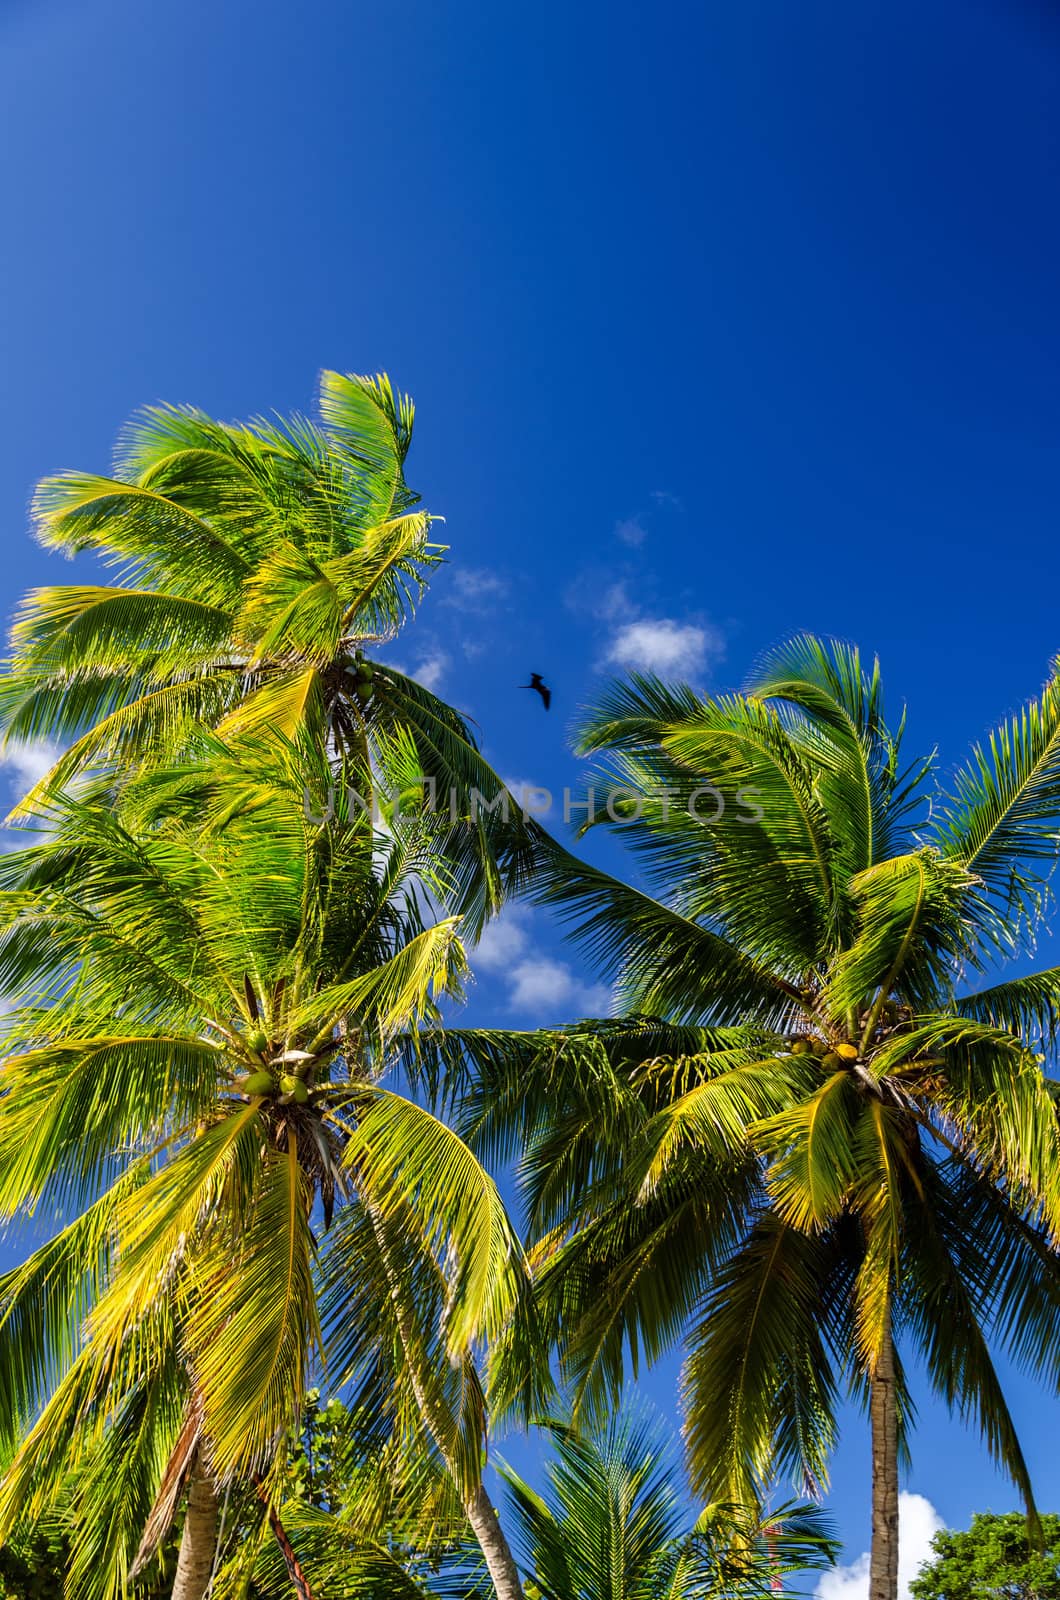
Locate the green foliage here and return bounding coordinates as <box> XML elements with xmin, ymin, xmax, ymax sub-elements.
<box><xmin>0</xmin><ymin>733</ymin><xmax>525</xmax><ymax>1596</ymax></box>
<box><xmin>909</xmin><ymin>1511</ymin><xmax>1060</xmax><ymax>1599</ymax></box>
<box><xmin>499</xmin><ymin>1409</ymin><xmax>837</xmax><ymax>1600</ymax></box>
<box><xmin>438</xmin><ymin>638</ymin><xmax>1060</xmax><ymax>1518</ymax></box>
<box><xmin>0</xmin><ymin>370</ymin><xmax>546</xmax><ymax>932</ymax></box>
<box><xmin>0</xmin><ymin>1522</ymin><xmax>70</xmax><ymax>1600</ymax></box>
<box><xmin>0</xmin><ymin>1512</ymin><xmax>175</xmax><ymax>1599</ymax></box>
<box><xmin>7</xmin><ymin>364</ymin><xmax>1060</xmax><ymax>1600</ymax></box>
<box><xmin>284</xmin><ymin>1390</ymin><xmax>359</xmax><ymax>1514</ymax></box>
<box><xmin>211</xmin><ymin>1399</ymin><xmax>837</xmax><ymax>1600</ymax></box>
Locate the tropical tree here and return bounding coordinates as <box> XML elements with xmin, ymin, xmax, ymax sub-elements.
<box><xmin>208</xmin><ymin>1392</ymin><xmax>490</xmax><ymax>1600</ymax></box>
<box><xmin>0</xmin><ymin>1390</ymin><xmax>477</xmax><ymax>1600</ymax></box>
<box><xmin>203</xmin><ymin>1402</ymin><xmax>836</xmax><ymax>1600</ymax></box>
<box><xmin>0</xmin><ymin>370</ymin><xmax>541</xmax><ymax>928</ymax></box>
<box><xmin>423</xmin><ymin>638</ymin><xmax>1060</xmax><ymax>1600</ymax></box>
<box><xmin>0</xmin><ymin>731</ymin><xmax>527</xmax><ymax>1600</ymax></box>
<box><xmin>909</xmin><ymin>1510</ymin><xmax>1060</xmax><ymax>1600</ymax></box>
<box><xmin>498</xmin><ymin>1409</ymin><xmax>836</xmax><ymax>1600</ymax></box>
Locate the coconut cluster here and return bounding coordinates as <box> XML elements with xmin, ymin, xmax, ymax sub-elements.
<box><xmin>351</xmin><ymin>657</ymin><xmax>374</xmax><ymax>706</ymax></box>
<box><xmin>789</xmin><ymin>1036</ymin><xmax>860</xmax><ymax>1066</ymax></box>
<box><xmin>238</xmin><ymin>1029</ymin><xmax>314</xmax><ymax>1104</ymax></box>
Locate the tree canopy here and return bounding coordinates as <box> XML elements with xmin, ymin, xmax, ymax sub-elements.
<box><xmin>5</xmin><ymin>377</ymin><xmax>1060</xmax><ymax>1600</ymax></box>
<box><xmin>910</xmin><ymin>1512</ymin><xmax>1060</xmax><ymax>1600</ymax></box>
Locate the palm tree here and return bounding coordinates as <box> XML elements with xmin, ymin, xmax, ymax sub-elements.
<box><xmin>198</xmin><ymin>1403</ymin><xmax>835</xmax><ymax>1600</ymax></box>
<box><xmin>498</xmin><ymin>1409</ymin><xmax>836</xmax><ymax>1600</ymax></box>
<box><xmin>205</xmin><ymin>1400</ymin><xmax>494</xmax><ymax>1600</ymax></box>
<box><xmin>0</xmin><ymin>370</ymin><xmax>540</xmax><ymax>927</ymax></box>
<box><xmin>425</xmin><ymin>638</ymin><xmax>1060</xmax><ymax>1600</ymax></box>
<box><xmin>0</xmin><ymin>731</ymin><xmax>527</xmax><ymax>1600</ymax></box>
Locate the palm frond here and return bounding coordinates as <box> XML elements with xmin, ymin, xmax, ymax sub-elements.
<box><xmin>682</xmin><ymin>1214</ymin><xmax>840</xmax><ymax>1504</ymax></box>
<box><xmin>931</xmin><ymin>664</ymin><xmax>1060</xmax><ymax>947</ymax></box>
<box><xmin>344</xmin><ymin>1089</ymin><xmax>526</xmax><ymax>1353</ymax></box>
<box><xmin>187</xmin><ymin>1137</ymin><xmax>320</xmax><ymax>1479</ymax></box>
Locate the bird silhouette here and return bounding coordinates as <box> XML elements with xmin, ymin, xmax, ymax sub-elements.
<box><xmin>521</xmin><ymin>672</ymin><xmax>552</xmax><ymax>711</ymax></box>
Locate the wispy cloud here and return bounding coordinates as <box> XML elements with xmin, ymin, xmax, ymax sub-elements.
<box><xmin>503</xmin><ymin>777</ymin><xmax>554</xmax><ymax>818</ymax></box>
<box><xmin>0</xmin><ymin>740</ymin><xmax>61</xmax><ymax>801</ymax></box>
<box><xmin>411</xmin><ymin>651</ymin><xmax>449</xmax><ymax>691</ymax></box>
<box><xmin>605</xmin><ymin>618</ymin><xmax>723</xmax><ymax>679</ymax></box>
<box><xmin>597</xmin><ymin>580</ymin><xmax>637</xmax><ymax>622</ymax></box>
<box><xmin>614</xmin><ymin>516</ymin><xmax>647</xmax><ymax>547</ymax></box>
<box><xmin>612</xmin><ymin>490</ymin><xmax>683</xmax><ymax>547</ymax></box>
<box><xmin>472</xmin><ymin>907</ymin><xmax>611</xmax><ymax>1019</ymax></box>
<box><xmin>442</xmin><ymin>568</ymin><xmax>509</xmax><ymax>612</ymax></box>
<box><xmin>815</xmin><ymin>1494</ymin><xmax>943</xmax><ymax>1600</ymax></box>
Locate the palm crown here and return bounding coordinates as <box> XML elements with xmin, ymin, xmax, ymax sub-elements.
<box><xmin>0</xmin><ymin>371</ymin><xmax>539</xmax><ymax>927</ymax></box>
<box><xmin>0</xmin><ymin>732</ymin><xmax>524</xmax><ymax>1599</ymax></box>
<box><xmin>499</xmin><ymin>1410</ymin><xmax>836</xmax><ymax>1600</ymax></box>
<box><xmin>427</xmin><ymin>638</ymin><xmax>1060</xmax><ymax>1596</ymax></box>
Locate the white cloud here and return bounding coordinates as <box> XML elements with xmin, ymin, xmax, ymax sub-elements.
<box><xmin>650</xmin><ymin>489</ymin><xmax>684</xmax><ymax>509</ymax></box>
<box><xmin>508</xmin><ymin>957</ymin><xmax>611</xmax><ymax>1018</ymax></box>
<box><xmin>615</xmin><ymin>516</ymin><xmax>647</xmax><ymax>547</ymax></box>
<box><xmin>502</xmin><ymin>777</ymin><xmax>554</xmax><ymax>819</ymax></box>
<box><xmin>470</xmin><ymin>908</ymin><xmax>612</xmax><ymax>1019</ymax></box>
<box><xmin>473</xmin><ymin>908</ymin><xmax>533</xmax><ymax>973</ymax></box>
<box><xmin>817</xmin><ymin>1550</ymin><xmax>871</xmax><ymax>1600</ymax></box>
<box><xmin>507</xmin><ymin>956</ymin><xmax>579</xmax><ymax>1010</ymax></box>
<box><xmin>568</xmin><ymin>569</ymin><xmax>724</xmax><ymax>684</ymax></box>
<box><xmin>605</xmin><ymin>618</ymin><xmax>723</xmax><ymax>680</ymax></box>
<box><xmin>816</xmin><ymin>1493</ymin><xmax>944</xmax><ymax>1600</ymax></box>
<box><xmin>412</xmin><ymin>651</ymin><xmax>449</xmax><ymax>692</ymax></box>
<box><xmin>443</xmin><ymin>568</ymin><xmax>508</xmax><ymax>612</ymax></box>
<box><xmin>0</xmin><ymin>741</ymin><xmax>62</xmax><ymax>801</ymax></box>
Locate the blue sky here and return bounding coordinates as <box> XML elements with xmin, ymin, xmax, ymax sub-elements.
<box><xmin>2</xmin><ymin>0</ymin><xmax>1060</xmax><ymax>1588</ymax></box>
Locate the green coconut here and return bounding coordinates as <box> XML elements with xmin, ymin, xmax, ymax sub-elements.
<box><xmin>290</xmin><ymin>1079</ymin><xmax>310</xmax><ymax>1105</ymax></box>
<box><xmin>243</xmin><ymin>1070</ymin><xmax>275</xmax><ymax>1097</ymax></box>
<box><xmin>279</xmin><ymin>1074</ymin><xmax>300</xmax><ymax>1096</ymax></box>
<box><xmin>821</xmin><ymin>1051</ymin><xmax>844</xmax><ymax>1070</ymax></box>
<box><xmin>246</xmin><ymin>1027</ymin><xmax>269</xmax><ymax>1055</ymax></box>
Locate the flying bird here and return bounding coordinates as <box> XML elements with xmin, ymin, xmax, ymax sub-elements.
<box><xmin>521</xmin><ymin>672</ymin><xmax>552</xmax><ymax>711</ymax></box>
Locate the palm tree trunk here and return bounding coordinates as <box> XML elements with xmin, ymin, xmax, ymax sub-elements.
<box><xmin>397</xmin><ymin>1343</ymin><xmax>524</xmax><ymax>1600</ymax></box>
<box><xmin>170</xmin><ymin>1464</ymin><xmax>219</xmax><ymax>1600</ymax></box>
<box><xmin>464</xmin><ymin>1482</ymin><xmax>525</xmax><ymax>1600</ymax></box>
<box><xmin>869</xmin><ymin>1322</ymin><xmax>900</xmax><ymax>1600</ymax></box>
<box><xmin>364</xmin><ymin>1203</ymin><xmax>524</xmax><ymax>1600</ymax></box>
<box><xmin>253</xmin><ymin>1477</ymin><xmax>317</xmax><ymax>1600</ymax></box>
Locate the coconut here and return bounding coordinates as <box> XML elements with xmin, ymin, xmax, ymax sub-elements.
<box><xmin>790</xmin><ymin>1039</ymin><xmax>810</xmax><ymax>1055</ymax></box>
<box><xmin>243</xmin><ymin>1070</ymin><xmax>275</xmax><ymax>1097</ymax></box>
<box><xmin>821</xmin><ymin>1051</ymin><xmax>844</xmax><ymax>1070</ymax></box>
<box><xmin>290</xmin><ymin>1079</ymin><xmax>310</xmax><ymax>1105</ymax></box>
<box><xmin>279</xmin><ymin>1074</ymin><xmax>299</xmax><ymax>1096</ymax></box>
<box><xmin>836</xmin><ymin>1042</ymin><xmax>859</xmax><ymax>1061</ymax></box>
<box><xmin>246</xmin><ymin>1028</ymin><xmax>269</xmax><ymax>1055</ymax></box>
